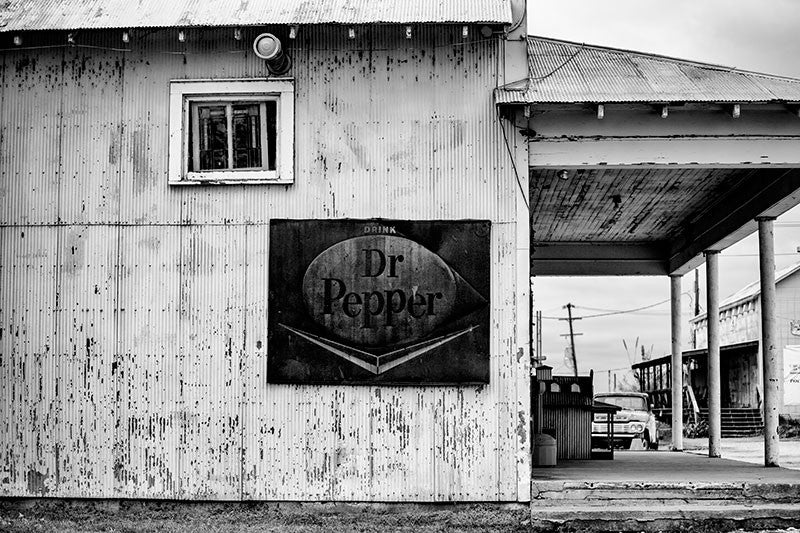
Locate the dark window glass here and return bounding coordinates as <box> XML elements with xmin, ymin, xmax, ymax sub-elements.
<box><xmin>266</xmin><ymin>101</ymin><xmax>277</xmax><ymax>171</ymax></box>
<box><xmin>232</xmin><ymin>104</ymin><xmax>262</xmax><ymax>169</ymax></box>
<box><xmin>188</xmin><ymin>100</ymin><xmax>277</xmax><ymax>173</ymax></box>
<box><xmin>198</xmin><ymin>105</ymin><xmax>228</xmax><ymax>170</ymax></box>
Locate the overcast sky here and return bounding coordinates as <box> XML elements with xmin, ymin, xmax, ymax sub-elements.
<box><xmin>527</xmin><ymin>1</ymin><xmax>800</xmax><ymax>387</ymax></box>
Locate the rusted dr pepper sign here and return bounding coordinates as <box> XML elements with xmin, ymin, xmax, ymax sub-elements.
<box><xmin>268</xmin><ymin>220</ymin><xmax>491</xmax><ymax>384</ymax></box>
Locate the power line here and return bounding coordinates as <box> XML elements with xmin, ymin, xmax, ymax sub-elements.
<box><xmin>723</xmin><ymin>252</ymin><xmax>799</xmax><ymax>257</ymax></box>
<box><xmin>541</xmin><ymin>292</ymin><xmax>693</xmax><ymax>320</ymax></box>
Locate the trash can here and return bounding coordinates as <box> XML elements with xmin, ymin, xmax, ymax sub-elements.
<box><xmin>534</xmin><ymin>433</ymin><xmax>557</xmax><ymax>467</ymax></box>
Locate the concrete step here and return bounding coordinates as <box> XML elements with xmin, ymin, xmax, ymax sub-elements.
<box><xmin>531</xmin><ymin>480</ymin><xmax>800</xmax><ymax>503</ymax></box>
<box><xmin>531</xmin><ymin>481</ymin><xmax>800</xmax><ymax>531</ymax></box>
<box><xmin>531</xmin><ymin>502</ymin><xmax>800</xmax><ymax>532</ymax></box>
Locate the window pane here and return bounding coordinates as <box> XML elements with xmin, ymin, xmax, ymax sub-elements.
<box><xmin>196</xmin><ymin>105</ymin><xmax>228</xmax><ymax>170</ymax></box>
<box><xmin>188</xmin><ymin>99</ymin><xmax>279</xmax><ymax>174</ymax></box>
<box><xmin>266</xmin><ymin>101</ymin><xmax>277</xmax><ymax>171</ymax></box>
<box><xmin>232</xmin><ymin>104</ymin><xmax>262</xmax><ymax>169</ymax></box>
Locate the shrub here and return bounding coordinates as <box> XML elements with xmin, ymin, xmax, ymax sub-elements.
<box><xmin>684</xmin><ymin>419</ymin><xmax>709</xmax><ymax>438</ymax></box>
<box><xmin>779</xmin><ymin>415</ymin><xmax>800</xmax><ymax>439</ymax></box>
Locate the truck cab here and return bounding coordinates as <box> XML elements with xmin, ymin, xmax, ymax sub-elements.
<box><xmin>592</xmin><ymin>392</ymin><xmax>659</xmax><ymax>450</ymax></box>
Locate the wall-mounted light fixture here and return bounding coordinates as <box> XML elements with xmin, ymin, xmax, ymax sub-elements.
<box><xmin>461</xmin><ymin>25</ymin><xmax>469</xmax><ymax>38</ymax></box>
<box><xmin>234</xmin><ymin>28</ymin><xmax>242</xmax><ymax>41</ymax></box>
<box><xmin>178</xmin><ymin>30</ymin><xmax>186</xmax><ymax>43</ymax></box>
<box><xmin>558</xmin><ymin>170</ymin><xmax>569</xmax><ymax>180</ymax></box>
<box><xmin>595</xmin><ymin>103</ymin><xmax>605</xmax><ymax>120</ymax></box>
<box><xmin>289</xmin><ymin>25</ymin><xmax>298</xmax><ymax>39</ymax></box>
<box><xmin>253</xmin><ymin>33</ymin><xmax>291</xmax><ymax>75</ymax></box>
<box><xmin>122</xmin><ymin>31</ymin><xmax>130</xmax><ymax>43</ymax></box>
<box><xmin>13</xmin><ymin>35</ymin><xmax>22</xmax><ymax>46</ymax></box>
<box><xmin>405</xmin><ymin>25</ymin><xmax>412</xmax><ymax>39</ymax></box>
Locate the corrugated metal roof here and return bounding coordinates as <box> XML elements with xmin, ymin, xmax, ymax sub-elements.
<box><xmin>690</xmin><ymin>261</ymin><xmax>800</xmax><ymax>323</ymax></box>
<box><xmin>0</xmin><ymin>0</ymin><xmax>512</xmax><ymax>31</ymax></box>
<box><xmin>496</xmin><ymin>36</ymin><xmax>800</xmax><ymax>104</ymax></box>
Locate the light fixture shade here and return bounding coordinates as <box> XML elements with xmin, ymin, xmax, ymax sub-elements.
<box><xmin>253</xmin><ymin>33</ymin><xmax>282</xmax><ymax>60</ymax></box>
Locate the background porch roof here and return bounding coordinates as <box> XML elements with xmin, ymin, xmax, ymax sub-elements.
<box><xmin>496</xmin><ymin>36</ymin><xmax>800</xmax><ymax>105</ymax></box>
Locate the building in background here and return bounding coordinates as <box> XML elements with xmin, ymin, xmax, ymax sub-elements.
<box><xmin>634</xmin><ymin>262</ymin><xmax>800</xmax><ymax>432</ymax></box>
<box><xmin>691</xmin><ymin>262</ymin><xmax>800</xmax><ymax>418</ymax></box>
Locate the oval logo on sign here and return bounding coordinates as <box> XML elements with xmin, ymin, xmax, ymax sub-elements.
<box><xmin>302</xmin><ymin>235</ymin><xmax>457</xmax><ymax>346</ymax></box>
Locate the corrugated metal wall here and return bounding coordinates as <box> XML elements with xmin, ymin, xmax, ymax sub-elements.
<box><xmin>0</xmin><ymin>26</ymin><xmax>529</xmax><ymax>501</ymax></box>
<box><xmin>539</xmin><ymin>376</ymin><xmax>593</xmax><ymax>460</ymax></box>
<box><xmin>542</xmin><ymin>408</ymin><xmax>591</xmax><ymax>460</ymax></box>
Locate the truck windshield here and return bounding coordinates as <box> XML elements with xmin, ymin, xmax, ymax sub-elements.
<box><xmin>598</xmin><ymin>395</ymin><xmax>647</xmax><ymax>411</ymax></box>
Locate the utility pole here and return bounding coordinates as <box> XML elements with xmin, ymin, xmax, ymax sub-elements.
<box><xmin>560</xmin><ymin>303</ymin><xmax>581</xmax><ymax>376</ymax></box>
<box><xmin>535</xmin><ymin>310</ymin><xmax>543</xmax><ymax>365</ymax></box>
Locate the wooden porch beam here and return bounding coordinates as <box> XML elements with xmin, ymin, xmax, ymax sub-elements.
<box><xmin>532</xmin><ymin>242</ymin><xmax>668</xmax><ymax>276</ymax></box>
<box><xmin>667</xmin><ymin>168</ymin><xmax>800</xmax><ymax>275</ymax></box>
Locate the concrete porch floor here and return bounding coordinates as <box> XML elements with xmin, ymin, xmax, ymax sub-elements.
<box><xmin>530</xmin><ymin>451</ymin><xmax>800</xmax><ymax>531</ymax></box>
<box><xmin>532</xmin><ymin>450</ymin><xmax>800</xmax><ymax>483</ymax></box>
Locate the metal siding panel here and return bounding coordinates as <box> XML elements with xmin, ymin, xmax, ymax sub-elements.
<box><xmin>0</xmin><ymin>0</ymin><xmax>512</xmax><ymax>31</ymax></box>
<box><xmin>437</xmin><ymin>387</ymin><xmax>499</xmax><ymax>501</ymax></box>
<box><xmin>330</xmin><ymin>388</ymin><xmax>372</xmax><ymax>500</ymax></box>
<box><xmin>0</xmin><ymin>49</ymin><xmax>62</xmax><ymax>226</ymax></box>
<box><xmin>0</xmin><ymin>50</ymin><xmax>5</xmax><ymax>222</ymax></box>
<box><xmin>368</xmin><ymin>387</ymin><xmax>436</xmax><ymax>501</ymax></box>
<box><xmin>1</xmin><ymin>27</ymin><xmax>524</xmax><ymax>502</ymax></box>
<box><xmin>178</xmin><ymin>225</ymin><xmax>244</xmax><ymax>499</ymax></box>
<box><xmin>58</xmin><ymin>43</ymin><xmax>124</xmax><ymax>224</ymax></box>
<box><xmin>115</xmin><ymin>226</ymin><xmax>183</xmax><ymax>498</ymax></box>
<box><xmin>0</xmin><ymin>227</ymin><xmax>59</xmax><ymax>496</ymax></box>
<box><xmin>241</xmin><ymin>225</ymin><xmax>273</xmax><ymax>499</ymax></box>
<box><xmin>52</xmin><ymin>225</ymin><xmax>117</xmax><ymax>496</ymax></box>
<box><xmin>83</xmin><ymin>26</ymin><xmax>513</xmax><ymax>226</ymax></box>
<box><xmin>494</xmin><ymin>222</ymin><xmax>519</xmax><ymax>501</ymax></box>
<box><xmin>118</xmin><ymin>32</ymin><xmax>187</xmax><ymax>225</ymax></box>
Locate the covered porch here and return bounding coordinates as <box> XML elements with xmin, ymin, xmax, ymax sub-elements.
<box><xmin>530</xmin><ymin>451</ymin><xmax>800</xmax><ymax>529</ymax></box>
<box><xmin>497</xmin><ymin>36</ymin><xmax>800</xmax><ymax>466</ymax></box>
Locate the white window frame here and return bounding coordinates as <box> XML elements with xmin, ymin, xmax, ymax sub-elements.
<box><xmin>169</xmin><ymin>78</ymin><xmax>294</xmax><ymax>185</ymax></box>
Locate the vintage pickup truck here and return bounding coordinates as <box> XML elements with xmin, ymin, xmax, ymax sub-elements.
<box><xmin>592</xmin><ymin>392</ymin><xmax>659</xmax><ymax>450</ymax></box>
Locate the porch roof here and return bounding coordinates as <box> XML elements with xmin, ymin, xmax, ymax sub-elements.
<box><xmin>632</xmin><ymin>340</ymin><xmax>760</xmax><ymax>370</ymax></box>
<box><xmin>515</xmin><ymin>38</ymin><xmax>800</xmax><ymax>276</ymax></box>
<box><xmin>496</xmin><ymin>36</ymin><xmax>800</xmax><ymax>105</ymax></box>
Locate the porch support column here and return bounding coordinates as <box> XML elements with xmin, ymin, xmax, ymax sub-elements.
<box><xmin>670</xmin><ymin>274</ymin><xmax>683</xmax><ymax>451</ymax></box>
<box><xmin>757</xmin><ymin>217</ymin><xmax>781</xmax><ymax>467</ymax></box>
<box><xmin>705</xmin><ymin>250</ymin><xmax>722</xmax><ymax>458</ymax></box>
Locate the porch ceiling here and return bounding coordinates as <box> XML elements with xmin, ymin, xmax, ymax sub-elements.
<box><xmin>531</xmin><ymin>166</ymin><xmax>800</xmax><ymax>276</ymax></box>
